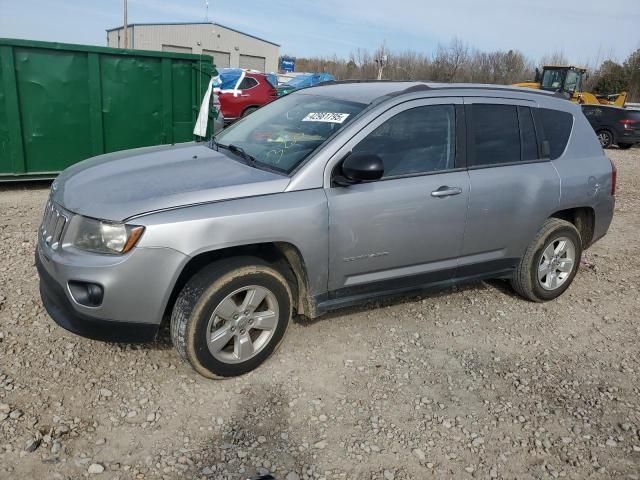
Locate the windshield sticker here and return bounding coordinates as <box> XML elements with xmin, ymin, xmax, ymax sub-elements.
<box><xmin>302</xmin><ymin>112</ymin><xmax>350</xmax><ymax>124</ymax></box>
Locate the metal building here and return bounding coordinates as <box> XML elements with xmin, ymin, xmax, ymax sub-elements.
<box><xmin>106</xmin><ymin>22</ymin><xmax>280</xmax><ymax>72</ymax></box>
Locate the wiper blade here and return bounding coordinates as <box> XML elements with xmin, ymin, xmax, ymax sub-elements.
<box><xmin>225</xmin><ymin>143</ymin><xmax>257</xmax><ymax>166</ymax></box>
<box><xmin>210</xmin><ymin>139</ymin><xmax>278</xmax><ymax>173</ymax></box>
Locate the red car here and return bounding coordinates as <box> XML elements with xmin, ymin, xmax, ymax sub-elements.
<box><xmin>215</xmin><ymin>69</ymin><xmax>278</xmax><ymax>123</ymax></box>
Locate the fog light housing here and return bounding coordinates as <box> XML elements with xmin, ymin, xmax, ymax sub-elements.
<box><xmin>68</xmin><ymin>281</ymin><xmax>104</xmax><ymax>307</ymax></box>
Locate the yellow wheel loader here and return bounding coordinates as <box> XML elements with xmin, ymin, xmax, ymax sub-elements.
<box><xmin>513</xmin><ymin>65</ymin><xmax>627</xmax><ymax>107</ymax></box>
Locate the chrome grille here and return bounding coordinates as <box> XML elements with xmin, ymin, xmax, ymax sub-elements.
<box><xmin>40</xmin><ymin>201</ymin><xmax>69</xmax><ymax>249</ymax></box>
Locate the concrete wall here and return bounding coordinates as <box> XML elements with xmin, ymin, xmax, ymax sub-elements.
<box><xmin>106</xmin><ymin>23</ymin><xmax>279</xmax><ymax>73</ymax></box>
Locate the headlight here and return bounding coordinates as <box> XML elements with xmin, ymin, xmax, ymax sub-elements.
<box><xmin>68</xmin><ymin>216</ymin><xmax>145</xmax><ymax>254</ymax></box>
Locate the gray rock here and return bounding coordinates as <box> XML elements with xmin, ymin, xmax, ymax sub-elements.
<box><xmin>412</xmin><ymin>448</ymin><xmax>426</xmax><ymax>461</ymax></box>
<box><xmin>87</xmin><ymin>463</ymin><xmax>105</xmax><ymax>474</ymax></box>
<box><xmin>313</xmin><ymin>440</ymin><xmax>328</xmax><ymax>449</ymax></box>
<box><xmin>24</xmin><ymin>437</ymin><xmax>41</xmax><ymax>453</ymax></box>
<box><xmin>99</xmin><ymin>388</ymin><xmax>112</xmax><ymax>398</ymax></box>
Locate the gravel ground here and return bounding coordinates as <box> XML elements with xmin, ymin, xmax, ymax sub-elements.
<box><xmin>1</xmin><ymin>148</ymin><xmax>639</xmax><ymax>480</ymax></box>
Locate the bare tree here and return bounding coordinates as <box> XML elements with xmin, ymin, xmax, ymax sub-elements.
<box><xmin>289</xmin><ymin>39</ymin><xmax>632</xmax><ymax>100</ymax></box>
<box><xmin>431</xmin><ymin>38</ymin><xmax>469</xmax><ymax>82</ymax></box>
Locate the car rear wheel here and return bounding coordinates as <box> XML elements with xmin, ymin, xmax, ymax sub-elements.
<box><xmin>511</xmin><ymin>218</ymin><xmax>582</xmax><ymax>302</ymax></box>
<box><xmin>170</xmin><ymin>257</ymin><xmax>292</xmax><ymax>378</ymax></box>
<box><xmin>617</xmin><ymin>143</ymin><xmax>634</xmax><ymax>150</ymax></box>
<box><xmin>597</xmin><ymin>130</ymin><xmax>614</xmax><ymax>149</ymax></box>
<box><xmin>242</xmin><ymin>107</ymin><xmax>259</xmax><ymax>117</ymax></box>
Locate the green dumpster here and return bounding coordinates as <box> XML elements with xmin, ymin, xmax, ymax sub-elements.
<box><xmin>0</xmin><ymin>38</ymin><xmax>215</xmax><ymax>181</ymax></box>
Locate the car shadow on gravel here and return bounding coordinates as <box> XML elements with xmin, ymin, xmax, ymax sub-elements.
<box><xmin>183</xmin><ymin>382</ymin><xmax>313</xmax><ymax>479</ymax></box>
<box><xmin>295</xmin><ymin>279</ymin><xmax>517</xmax><ymax>327</ymax></box>
<box><xmin>134</xmin><ymin>322</ymin><xmax>174</xmax><ymax>351</ymax></box>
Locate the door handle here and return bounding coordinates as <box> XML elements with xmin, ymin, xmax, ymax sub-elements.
<box><xmin>431</xmin><ymin>186</ymin><xmax>463</xmax><ymax>198</ymax></box>
<box><xmin>241</xmin><ymin>94</ymin><xmax>251</xmax><ymax>97</ymax></box>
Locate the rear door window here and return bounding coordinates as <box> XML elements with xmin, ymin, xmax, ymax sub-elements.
<box><xmin>537</xmin><ymin>108</ymin><xmax>573</xmax><ymax>160</ymax></box>
<box><xmin>469</xmin><ymin>104</ymin><xmax>521</xmax><ymax>166</ymax></box>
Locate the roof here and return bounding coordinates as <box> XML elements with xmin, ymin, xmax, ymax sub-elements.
<box><xmin>106</xmin><ymin>22</ymin><xmax>280</xmax><ymax>47</ymax></box>
<box><xmin>544</xmin><ymin>65</ymin><xmax>587</xmax><ymax>70</ymax></box>
<box><xmin>301</xmin><ymin>81</ymin><xmax>559</xmax><ymax>104</ymax></box>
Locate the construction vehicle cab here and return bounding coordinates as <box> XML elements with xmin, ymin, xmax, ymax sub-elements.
<box><xmin>514</xmin><ymin>65</ymin><xmax>627</xmax><ymax>107</ymax></box>
<box><xmin>537</xmin><ymin>65</ymin><xmax>585</xmax><ymax>94</ymax></box>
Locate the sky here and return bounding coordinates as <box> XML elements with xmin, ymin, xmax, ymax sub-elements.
<box><xmin>1</xmin><ymin>0</ymin><xmax>639</xmax><ymax>66</ymax></box>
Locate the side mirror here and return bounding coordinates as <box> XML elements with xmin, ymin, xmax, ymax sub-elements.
<box><xmin>541</xmin><ymin>140</ymin><xmax>551</xmax><ymax>159</ymax></box>
<box><xmin>340</xmin><ymin>152</ymin><xmax>384</xmax><ymax>183</ymax></box>
<box><xmin>534</xmin><ymin>67</ymin><xmax>541</xmax><ymax>83</ymax></box>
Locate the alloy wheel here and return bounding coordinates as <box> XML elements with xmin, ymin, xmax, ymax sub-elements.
<box><xmin>206</xmin><ymin>285</ymin><xmax>279</xmax><ymax>364</ymax></box>
<box><xmin>537</xmin><ymin>236</ymin><xmax>576</xmax><ymax>291</ymax></box>
<box><xmin>597</xmin><ymin>131</ymin><xmax>612</xmax><ymax>148</ymax></box>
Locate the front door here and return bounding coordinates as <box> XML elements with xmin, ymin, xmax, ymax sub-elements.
<box><xmin>325</xmin><ymin>98</ymin><xmax>470</xmax><ymax>297</ymax></box>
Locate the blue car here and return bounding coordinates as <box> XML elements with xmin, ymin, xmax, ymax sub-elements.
<box><xmin>276</xmin><ymin>72</ymin><xmax>335</xmax><ymax>96</ymax></box>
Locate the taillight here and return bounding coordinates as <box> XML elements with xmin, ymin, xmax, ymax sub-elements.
<box><xmin>619</xmin><ymin>119</ymin><xmax>639</xmax><ymax>127</ymax></box>
<box><xmin>268</xmin><ymin>88</ymin><xmax>278</xmax><ymax>97</ymax></box>
<box><xmin>610</xmin><ymin>157</ymin><xmax>617</xmax><ymax>196</ymax></box>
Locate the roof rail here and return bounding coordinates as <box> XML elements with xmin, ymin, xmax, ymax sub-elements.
<box><xmin>316</xmin><ymin>79</ymin><xmax>418</xmax><ymax>86</ymax></box>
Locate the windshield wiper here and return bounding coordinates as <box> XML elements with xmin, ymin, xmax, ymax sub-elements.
<box><xmin>210</xmin><ymin>138</ymin><xmax>283</xmax><ymax>174</ymax></box>
<box><xmin>213</xmin><ymin>140</ymin><xmax>257</xmax><ymax>167</ymax></box>
<box><xmin>227</xmin><ymin>144</ymin><xmax>257</xmax><ymax>166</ymax></box>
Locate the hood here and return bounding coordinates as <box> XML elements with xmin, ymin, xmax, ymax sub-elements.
<box><xmin>52</xmin><ymin>143</ymin><xmax>289</xmax><ymax>221</ymax></box>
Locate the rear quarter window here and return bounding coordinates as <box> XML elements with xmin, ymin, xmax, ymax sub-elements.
<box><xmin>239</xmin><ymin>77</ymin><xmax>259</xmax><ymax>89</ymax></box>
<box><xmin>538</xmin><ymin>108</ymin><xmax>573</xmax><ymax>160</ymax></box>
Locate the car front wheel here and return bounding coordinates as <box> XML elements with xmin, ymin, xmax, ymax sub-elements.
<box><xmin>171</xmin><ymin>257</ymin><xmax>292</xmax><ymax>378</ymax></box>
<box><xmin>511</xmin><ymin>218</ymin><xmax>582</xmax><ymax>302</ymax></box>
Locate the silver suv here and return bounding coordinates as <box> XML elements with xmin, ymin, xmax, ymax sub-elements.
<box><xmin>36</xmin><ymin>82</ymin><xmax>616</xmax><ymax>378</ymax></box>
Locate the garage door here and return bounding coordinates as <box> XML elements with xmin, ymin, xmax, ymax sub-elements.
<box><xmin>203</xmin><ymin>50</ymin><xmax>230</xmax><ymax>69</ymax></box>
<box><xmin>162</xmin><ymin>44</ymin><xmax>192</xmax><ymax>54</ymax></box>
<box><xmin>239</xmin><ymin>54</ymin><xmax>266</xmax><ymax>72</ymax></box>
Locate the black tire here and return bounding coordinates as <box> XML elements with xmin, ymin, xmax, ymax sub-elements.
<box><xmin>511</xmin><ymin>218</ymin><xmax>582</xmax><ymax>302</ymax></box>
<box><xmin>242</xmin><ymin>107</ymin><xmax>259</xmax><ymax>117</ymax></box>
<box><xmin>596</xmin><ymin>129</ymin><xmax>614</xmax><ymax>149</ymax></box>
<box><xmin>617</xmin><ymin>143</ymin><xmax>634</xmax><ymax>150</ymax></box>
<box><xmin>170</xmin><ymin>257</ymin><xmax>292</xmax><ymax>378</ymax></box>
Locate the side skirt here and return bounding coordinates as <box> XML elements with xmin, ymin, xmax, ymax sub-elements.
<box><xmin>314</xmin><ymin>260</ymin><xmax>517</xmax><ymax>317</ymax></box>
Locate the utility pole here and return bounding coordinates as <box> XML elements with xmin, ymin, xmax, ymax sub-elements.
<box><xmin>376</xmin><ymin>54</ymin><xmax>387</xmax><ymax>80</ymax></box>
<box><xmin>123</xmin><ymin>0</ymin><xmax>128</xmax><ymax>49</ymax></box>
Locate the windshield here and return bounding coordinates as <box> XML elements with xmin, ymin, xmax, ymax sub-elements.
<box><xmin>212</xmin><ymin>93</ymin><xmax>367</xmax><ymax>174</ymax></box>
<box><xmin>541</xmin><ymin>69</ymin><xmax>566</xmax><ymax>91</ymax></box>
<box><xmin>564</xmin><ymin>70</ymin><xmax>581</xmax><ymax>92</ymax></box>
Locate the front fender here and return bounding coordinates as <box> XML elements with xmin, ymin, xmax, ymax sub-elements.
<box><xmin>135</xmin><ymin>190</ymin><xmax>329</xmax><ymax>296</ymax></box>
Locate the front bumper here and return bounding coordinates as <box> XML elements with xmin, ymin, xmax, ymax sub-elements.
<box><xmin>37</xmin><ymin>252</ymin><xmax>159</xmax><ymax>342</ymax></box>
<box><xmin>36</xmin><ymin>239</ymin><xmax>188</xmax><ymax>343</ymax></box>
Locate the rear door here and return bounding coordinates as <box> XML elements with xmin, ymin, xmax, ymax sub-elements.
<box><xmin>459</xmin><ymin>98</ymin><xmax>561</xmax><ymax>276</ymax></box>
